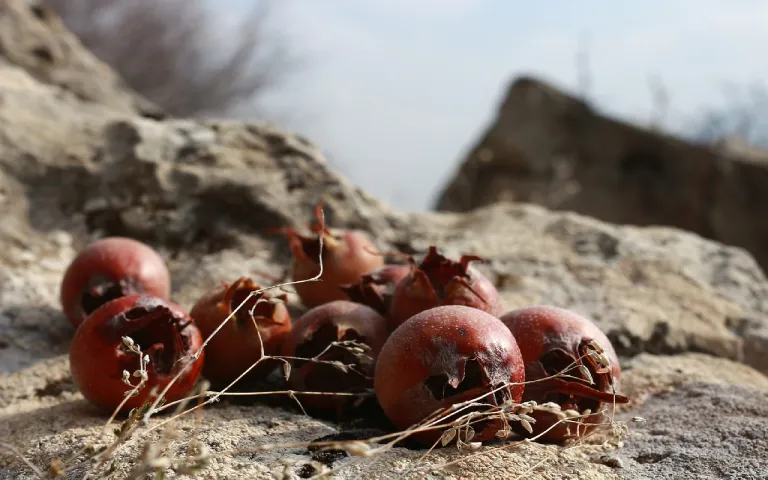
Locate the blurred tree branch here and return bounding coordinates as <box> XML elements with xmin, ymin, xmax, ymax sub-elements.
<box><xmin>41</xmin><ymin>0</ymin><xmax>298</xmax><ymax>118</ymax></box>
<box><xmin>692</xmin><ymin>82</ymin><xmax>768</xmax><ymax>148</ymax></box>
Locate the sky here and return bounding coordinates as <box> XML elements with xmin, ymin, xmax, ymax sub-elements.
<box><xmin>212</xmin><ymin>0</ymin><xmax>768</xmax><ymax>211</ymax></box>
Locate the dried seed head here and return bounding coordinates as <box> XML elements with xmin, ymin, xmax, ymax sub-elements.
<box><xmin>343</xmin><ymin>442</ymin><xmax>372</xmax><ymax>457</ymax></box>
<box><xmin>578</xmin><ymin>364</ymin><xmax>594</xmax><ymax>384</ymax></box>
<box><xmin>441</xmin><ymin>429</ymin><xmax>457</xmax><ymax>446</ymax></box>
<box><xmin>586</xmin><ymin>339</ymin><xmax>605</xmax><ymax>353</ymax></box>
<box><xmin>519</xmin><ymin>418</ymin><xmax>534</xmax><ymax>434</ymax></box>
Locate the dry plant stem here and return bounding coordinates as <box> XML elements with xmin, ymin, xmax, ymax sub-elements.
<box><xmin>213</xmin><ymin>351</ymin><xmax>628</xmax><ymax>479</ymax></box>
<box><xmin>124</xmin><ymin>380</ymin><xmax>211</xmax><ymax>479</ymax></box>
<box><xmin>55</xmin><ymin>339</ymin><xmax>151</xmax><ymax>477</ymax></box>
<box><xmin>70</xmin><ymin>210</ymin><xmax>329</xmax><ymax>475</ymax></box>
<box><xmin>70</xmin><ymin>216</ymin><xmax>328</xmax><ymax>475</ymax></box>
<box><xmin>143</xmin><ymin>210</ymin><xmax>327</xmax><ymax>423</ymax></box>
<box><xmin>218</xmin><ymin>350</ymin><xmax>620</xmax><ymax>455</ymax></box>
<box><xmin>0</xmin><ymin>443</ymin><xmax>45</xmax><ymax>480</ymax></box>
<box><xmin>156</xmin><ymin>389</ymin><xmax>360</xmax><ymax>413</ymax></box>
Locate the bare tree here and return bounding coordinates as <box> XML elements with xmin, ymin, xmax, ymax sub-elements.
<box><xmin>647</xmin><ymin>74</ymin><xmax>669</xmax><ymax>131</ymax></box>
<box><xmin>692</xmin><ymin>82</ymin><xmax>768</xmax><ymax>147</ymax></box>
<box><xmin>41</xmin><ymin>0</ymin><xmax>297</xmax><ymax>118</ymax></box>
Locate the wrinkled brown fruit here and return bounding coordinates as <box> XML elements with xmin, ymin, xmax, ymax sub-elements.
<box><xmin>388</xmin><ymin>246</ymin><xmax>503</xmax><ymax>330</ymax></box>
<box><xmin>70</xmin><ymin>295</ymin><xmax>204</xmax><ymax>414</ymax></box>
<box><xmin>60</xmin><ymin>237</ymin><xmax>171</xmax><ymax>327</ymax></box>
<box><xmin>190</xmin><ymin>277</ymin><xmax>291</xmax><ymax>386</ymax></box>
<box><xmin>281</xmin><ymin>300</ymin><xmax>389</xmax><ymax>416</ymax></box>
<box><xmin>500</xmin><ymin>305</ymin><xmax>629</xmax><ymax>442</ymax></box>
<box><xmin>339</xmin><ymin>264</ymin><xmax>410</xmax><ymax>319</ymax></box>
<box><xmin>375</xmin><ymin>305</ymin><xmax>525</xmax><ymax>446</ymax></box>
<box><xmin>279</xmin><ymin>204</ymin><xmax>384</xmax><ymax>308</ymax></box>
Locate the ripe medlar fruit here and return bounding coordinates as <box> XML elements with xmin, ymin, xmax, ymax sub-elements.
<box><xmin>388</xmin><ymin>246</ymin><xmax>503</xmax><ymax>330</ymax></box>
<box><xmin>190</xmin><ymin>277</ymin><xmax>292</xmax><ymax>386</ymax></box>
<box><xmin>281</xmin><ymin>300</ymin><xmax>389</xmax><ymax>416</ymax></box>
<box><xmin>500</xmin><ymin>305</ymin><xmax>629</xmax><ymax>442</ymax></box>
<box><xmin>60</xmin><ymin>237</ymin><xmax>170</xmax><ymax>327</ymax></box>
<box><xmin>69</xmin><ymin>295</ymin><xmax>204</xmax><ymax>414</ymax></box>
<box><xmin>280</xmin><ymin>204</ymin><xmax>384</xmax><ymax>308</ymax></box>
<box><xmin>375</xmin><ymin>305</ymin><xmax>525</xmax><ymax>446</ymax></box>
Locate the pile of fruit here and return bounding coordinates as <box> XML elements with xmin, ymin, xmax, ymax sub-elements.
<box><xmin>61</xmin><ymin>205</ymin><xmax>629</xmax><ymax>448</ymax></box>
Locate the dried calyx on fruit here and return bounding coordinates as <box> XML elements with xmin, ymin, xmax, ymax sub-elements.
<box><xmin>388</xmin><ymin>246</ymin><xmax>503</xmax><ymax>330</ymax></box>
<box><xmin>69</xmin><ymin>295</ymin><xmax>204</xmax><ymax>413</ymax></box>
<box><xmin>190</xmin><ymin>277</ymin><xmax>291</xmax><ymax>387</ymax></box>
<box><xmin>374</xmin><ymin>305</ymin><xmax>525</xmax><ymax>446</ymax></box>
<box><xmin>278</xmin><ymin>203</ymin><xmax>384</xmax><ymax>308</ymax></box>
<box><xmin>500</xmin><ymin>305</ymin><xmax>629</xmax><ymax>442</ymax></box>
<box><xmin>339</xmin><ymin>264</ymin><xmax>410</xmax><ymax>319</ymax></box>
<box><xmin>60</xmin><ymin>237</ymin><xmax>171</xmax><ymax>328</ymax></box>
<box><xmin>281</xmin><ymin>300</ymin><xmax>389</xmax><ymax>416</ymax></box>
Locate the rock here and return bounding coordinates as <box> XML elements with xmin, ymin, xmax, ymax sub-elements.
<box><xmin>1</xmin><ymin>4</ymin><xmax>768</xmax><ymax>479</ymax></box>
<box><xmin>0</xmin><ymin>0</ymin><xmax>164</xmax><ymax>118</ymax></box>
<box><xmin>433</xmin><ymin>76</ymin><xmax>768</xmax><ymax>274</ymax></box>
<box><xmin>619</xmin><ymin>352</ymin><xmax>768</xmax><ymax>404</ymax></box>
<box><xmin>618</xmin><ymin>382</ymin><xmax>768</xmax><ymax>479</ymax></box>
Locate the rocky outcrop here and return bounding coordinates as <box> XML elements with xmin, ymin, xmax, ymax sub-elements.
<box><xmin>1</xmin><ymin>1</ymin><xmax>767</xmax><ymax>478</ymax></box>
<box><xmin>0</xmin><ymin>0</ymin><xmax>164</xmax><ymax>118</ymax></box>
<box><xmin>434</xmin><ymin>76</ymin><xmax>768</xmax><ymax>274</ymax></box>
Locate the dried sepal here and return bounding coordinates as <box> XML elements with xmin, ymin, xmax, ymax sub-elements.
<box><xmin>388</xmin><ymin>246</ymin><xmax>504</xmax><ymax>330</ymax></box>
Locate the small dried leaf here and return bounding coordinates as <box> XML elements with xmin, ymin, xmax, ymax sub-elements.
<box><xmin>344</xmin><ymin>442</ymin><xmax>371</xmax><ymax>457</ymax></box>
<box><xmin>441</xmin><ymin>428</ymin><xmax>457</xmax><ymax>446</ymax></box>
<box><xmin>282</xmin><ymin>361</ymin><xmax>291</xmax><ymax>381</ymax></box>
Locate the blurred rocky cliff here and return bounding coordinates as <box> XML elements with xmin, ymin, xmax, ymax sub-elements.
<box><xmin>435</xmin><ymin>77</ymin><xmax>768</xmax><ymax>273</ymax></box>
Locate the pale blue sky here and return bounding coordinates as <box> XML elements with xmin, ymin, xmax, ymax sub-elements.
<box><xmin>212</xmin><ymin>0</ymin><xmax>768</xmax><ymax>210</ymax></box>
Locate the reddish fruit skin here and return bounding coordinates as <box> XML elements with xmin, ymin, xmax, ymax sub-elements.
<box><xmin>280</xmin><ymin>204</ymin><xmax>385</xmax><ymax>308</ymax></box>
<box><xmin>69</xmin><ymin>295</ymin><xmax>204</xmax><ymax>414</ymax></box>
<box><xmin>375</xmin><ymin>305</ymin><xmax>525</xmax><ymax>446</ymax></box>
<box><xmin>60</xmin><ymin>237</ymin><xmax>171</xmax><ymax>327</ymax></box>
<box><xmin>339</xmin><ymin>264</ymin><xmax>411</xmax><ymax>319</ymax></box>
<box><xmin>500</xmin><ymin>305</ymin><xmax>628</xmax><ymax>442</ymax></box>
<box><xmin>388</xmin><ymin>246</ymin><xmax>503</xmax><ymax>330</ymax></box>
<box><xmin>190</xmin><ymin>277</ymin><xmax>292</xmax><ymax>386</ymax></box>
<box><xmin>281</xmin><ymin>300</ymin><xmax>389</xmax><ymax>415</ymax></box>
<box><xmin>291</xmin><ymin>229</ymin><xmax>384</xmax><ymax>308</ymax></box>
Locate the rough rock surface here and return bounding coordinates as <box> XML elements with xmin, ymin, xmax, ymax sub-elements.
<box><xmin>619</xmin><ymin>382</ymin><xmax>768</xmax><ymax>480</ymax></box>
<box><xmin>1</xmin><ymin>1</ymin><xmax>768</xmax><ymax>479</ymax></box>
<box><xmin>434</xmin><ymin>76</ymin><xmax>768</xmax><ymax>274</ymax></box>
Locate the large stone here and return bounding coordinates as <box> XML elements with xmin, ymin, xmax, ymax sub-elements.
<box><xmin>433</xmin><ymin>76</ymin><xmax>768</xmax><ymax>274</ymax></box>
<box><xmin>0</xmin><ymin>0</ymin><xmax>164</xmax><ymax>118</ymax></box>
<box><xmin>1</xmin><ymin>2</ymin><xmax>767</xmax><ymax>478</ymax></box>
<box><xmin>619</xmin><ymin>382</ymin><xmax>768</xmax><ymax>479</ymax></box>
